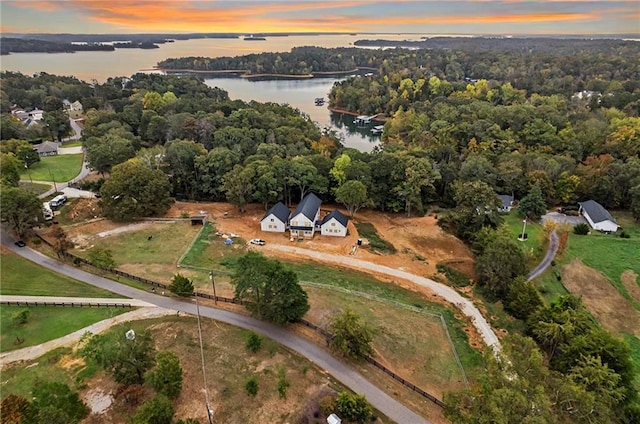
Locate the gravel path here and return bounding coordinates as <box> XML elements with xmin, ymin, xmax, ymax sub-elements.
<box><xmin>1</xmin><ymin>234</ymin><xmax>429</xmax><ymax>423</ymax></box>
<box><xmin>264</xmin><ymin>244</ymin><xmax>502</xmax><ymax>352</ymax></box>
<box><xmin>527</xmin><ymin>230</ymin><xmax>559</xmax><ymax>281</ymax></box>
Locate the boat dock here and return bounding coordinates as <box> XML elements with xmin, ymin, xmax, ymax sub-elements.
<box><xmin>353</xmin><ymin>115</ymin><xmax>376</xmax><ymax>126</ymax></box>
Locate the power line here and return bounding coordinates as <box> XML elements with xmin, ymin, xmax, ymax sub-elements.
<box><xmin>195</xmin><ymin>293</ymin><xmax>214</xmax><ymax>423</ymax></box>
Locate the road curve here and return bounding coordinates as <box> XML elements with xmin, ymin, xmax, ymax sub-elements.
<box><xmin>264</xmin><ymin>245</ymin><xmax>501</xmax><ymax>352</ymax></box>
<box><xmin>1</xmin><ymin>236</ymin><xmax>429</xmax><ymax>424</ymax></box>
<box><xmin>526</xmin><ymin>230</ymin><xmax>559</xmax><ymax>281</ymax></box>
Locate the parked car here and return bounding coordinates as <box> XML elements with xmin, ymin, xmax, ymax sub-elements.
<box><xmin>250</xmin><ymin>239</ymin><xmax>266</xmax><ymax>245</ymax></box>
<box><xmin>14</xmin><ymin>240</ymin><xmax>26</xmax><ymax>247</ymax></box>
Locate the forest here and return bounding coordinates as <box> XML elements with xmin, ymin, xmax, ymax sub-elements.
<box><xmin>1</xmin><ymin>37</ymin><xmax>639</xmax><ymax>422</ymax></box>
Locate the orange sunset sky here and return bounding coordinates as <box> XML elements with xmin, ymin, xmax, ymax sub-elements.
<box><xmin>0</xmin><ymin>1</ymin><xmax>638</xmax><ymax>35</ymax></box>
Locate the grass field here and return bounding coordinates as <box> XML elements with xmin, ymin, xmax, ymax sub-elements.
<box><xmin>20</xmin><ymin>153</ymin><xmax>83</xmax><ymax>182</ymax></box>
<box><xmin>354</xmin><ymin>222</ymin><xmax>397</xmax><ymax>254</ymax></box>
<box><xmin>72</xmin><ymin>222</ymin><xmax>201</xmax><ymax>267</ymax></box>
<box><xmin>179</xmin><ymin>221</ymin><xmax>249</xmax><ymax>271</ymax></box>
<box><xmin>18</xmin><ymin>181</ymin><xmax>51</xmax><ymax>195</ymax></box>
<box><xmin>0</xmin><ymin>251</ymin><xmax>120</xmax><ymax>298</ymax></box>
<box><xmin>0</xmin><ymin>305</ymin><xmax>129</xmax><ymax>352</ymax></box>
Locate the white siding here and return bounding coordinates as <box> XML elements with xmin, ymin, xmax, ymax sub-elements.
<box><xmin>260</xmin><ymin>214</ymin><xmax>286</xmax><ymax>232</ymax></box>
<box><xmin>320</xmin><ymin>218</ymin><xmax>347</xmax><ymax>237</ymax></box>
<box><xmin>583</xmin><ymin>213</ymin><xmax>619</xmax><ymax>232</ymax></box>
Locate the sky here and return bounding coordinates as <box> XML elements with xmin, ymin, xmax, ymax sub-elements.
<box><xmin>0</xmin><ymin>0</ymin><xmax>638</xmax><ymax>36</ymax></box>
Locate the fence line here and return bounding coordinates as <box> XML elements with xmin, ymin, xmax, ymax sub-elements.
<box><xmin>301</xmin><ymin>281</ymin><xmax>469</xmax><ymax>387</ymax></box>
<box><xmin>36</xmin><ymin>238</ymin><xmax>446</xmax><ymax>408</ymax></box>
<box><xmin>0</xmin><ymin>301</ymin><xmax>132</xmax><ymax>308</ymax></box>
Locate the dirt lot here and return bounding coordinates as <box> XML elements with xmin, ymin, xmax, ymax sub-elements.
<box><xmin>167</xmin><ymin>201</ymin><xmax>475</xmax><ymax>280</ymax></box>
<box><xmin>561</xmin><ymin>259</ymin><xmax>640</xmax><ymax>338</ymax></box>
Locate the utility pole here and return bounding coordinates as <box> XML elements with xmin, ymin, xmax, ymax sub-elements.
<box><xmin>209</xmin><ymin>271</ymin><xmax>217</xmax><ymax>305</ymax></box>
<box><xmin>48</xmin><ymin>167</ymin><xmax>58</xmax><ymax>192</ymax></box>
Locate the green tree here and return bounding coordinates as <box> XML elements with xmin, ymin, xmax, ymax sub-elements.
<box><xmin>328</xmin><ymin>310</ymin><xmax>375</xmax><ymax>360</ymax></box>
<box><xmin>0</xmin><ymin>139</ymin><xmax>40</xmax><ymax>168</ymax></box>
<box><xmin>169</xmin><ymin>274</ymin><xmax>194</xmax><ymax>297</ymax></box>
<box><xmin>80</xmin><ymin>328</ymin><xmax>156</xmax><ymax>385</ymax></box>
<box><xmin>12</xmin><ymin>309</ymin><xmax>30</xmax><ymax>325</ymax></box>
<box><xmin>146</xmin><ymin>351</ymin><xmax>183</xmax><ymax>399</ymax></box>
<box><xmin>631</xmin><ymin>184</ymin><xmax>640</xmax><ymax>222</ymax></box>
<box><xmin>51</xmin><ymin>225</ymin><xmax>74</xmax><ymax>258</ymax></box>
<box><xmin>518</xmin><ymin>182</ymin><xmax>547</xmax><ymax>220</ymax></box>
<box><xmin>245</xmin><ymin>376</ymin><xmax>258</xmax><ymax>397</ymax></box>
<box><xmin>335</xmin><ymin>180</ymin><xmax>372</xmax><ymax>217</ymax></box>
<box><xmin>85</xmin><ymin>132</ymin><xmax>136</xmax><ymax>176</ymax></box>
<box><xmin>335</xmin><ymin>392</ymin><xmax>373</xmax><ymax>424</ymax></box>
<box><xmin>0</xmin><ymin>186</ymin><xmax>42</xmax><ymax>237</ymax></box>
<box><xmin>445</xmin><ymin>180</ymin><xmax>503</xmax><ymax>242</ymax></box>
<box><xmin>222</xmin><ymin>164</ymin><xmax>255</xmax><ymax>213</ymax></box>
<box><xmin>0</xmin><ymin>152</ymin><xmax>24</xmax><ymax>186</ymax></box>
<box><xmin>232</xmin><ymin>252</ymin><xmax>309</xmax><ymax>324</ymax></box>
<box><xmin>475</xmin><ymin>236</ymin><xmax>526</xmax><ymax>300</ymax></box>
<box><xmin>86</xmin><ymin>247</ymin><xmax>116</xmax><ymax>270</ymax></box>
<box><xmin>24</xmin><ymin>381</ymin><xmax>89</xmax><ymax>424</ymax></box>
<box><xmin>245</xmin><ymin>332</ymin><xmax>262</xmax><ymax>353</ymax></box>
<box><xmin>100</xmin><ymin>159</ymin><xmax>173</xmax><ymax>221</ymax></box>
<box><xmin>505</xmin><ymin>276</ymin><xmax>543</xmax><ymax>320</ymax></box>
<box><xmin>129</xmin><ymin>394</ymin><xmax>174</xmax><ymax>424</ymax></box>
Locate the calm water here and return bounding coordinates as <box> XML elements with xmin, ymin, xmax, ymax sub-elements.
<box><xmin>0</xmin><ymin>34</ymin><xmax>413</xmax><ymax>151</ymax></box>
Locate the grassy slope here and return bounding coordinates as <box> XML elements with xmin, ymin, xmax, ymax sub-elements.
<box><xmin>0</xmin><ymin>251</ymin><xmax>120</xmax><ymax>297</ymax></box>
<box><xmin>20</xmin><ymin>153</ymin><xmax>83</xmax><ymax>182</ymax></box>
<box><xmin>1</xmin><ymin>305</ymin><xmax>128</xmax><ymax>352</ymax></box>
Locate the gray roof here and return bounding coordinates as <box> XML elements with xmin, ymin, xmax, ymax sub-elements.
<box><xmin>293</xmin><ymin>193</ymin><xmax>321</xmax><ymax>221</ymax></box>
<box><xmin>579</xmin><ymin>200</ymin><xmax>616</xmax><ymax>224</ymax></box>
<box><xmin>261</xmin><ymin>201</ymin><xmax>290</xmax><ymax>223</ymax></box>
<box><xmin>321</xmin><ymin>209</ymin><xmax>349</xmax><ymax>227</ymax></box>
<box><xmin>34</xmin><ymin>141</ymin><xmax>59</xmax><ymax>153</ymax></box>
<box><xmin>497</xmin><ymin>194</ymin><xmax>514</xmax><ymax>208</ymax></box>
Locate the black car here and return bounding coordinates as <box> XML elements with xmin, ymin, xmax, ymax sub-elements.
<box><xmin>14</xmin><ymin>240</ymin><xmax>26</xmax><ymax>247</ymax></box>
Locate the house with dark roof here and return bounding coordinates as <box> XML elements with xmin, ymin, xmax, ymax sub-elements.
<box><xmin>34</xmin><ymin>141</ymin><xmax>59</xmax><ymax>157</ymax></box>
<box><xmin>289</xmin><ymin>193</ymin><xmax>322</xmax><ymax>239</ymax></box>
<box><xmin>260</xmin><ymin>202</ymin><xmax>290</xmax><ymax>233</ymax></box>
<box><xmin>497</xmin><ymin>194</ymin><xmax>515</xmax><ymax>212</ymax></box>
<box><xmin>579</xmin><ymin>200</ymin><xmax>619</xmax><ymax>232</ymax></box>
<box><xmin>320</xmin><ymin>209</ymin><xmax>349</xmax><ymax>237</ymax></box>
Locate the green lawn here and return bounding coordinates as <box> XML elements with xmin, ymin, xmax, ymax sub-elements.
<box><xmin>502</xmin><ymin>211</ymin><xmax>546</xmax><ymax>265</ymax></box>
<box><xmin>1</xmin><ymin>305</ymin><xmax>129</xmax><ymax>352</ymax></box>
<box><xmin>61</xmin><ymin>140</ymin><xmax>82</xmax><ymax>147</ymax></box>
<box><xmin>72</xmin><ymin>222</ymin><xmax>202</xmax><ymax>266</ymax></box>
<box><xmin>18</xmin><ymin>181</ymin><xmax>51</xmax><ymax>195</ymax></box>
<box><xmin>354</xmin><ymin>222</ymin><xmax>397</xmax><ymax>253</ymax></box>
<box><xmin>20</xmin><ymin>154</ymin><xmax>83</xmax><ymax>182</ymax></box>
<box><xmin>0</xmin><ymin>251</ymin><xmax>120</xmax><ymax>297</ymax></box>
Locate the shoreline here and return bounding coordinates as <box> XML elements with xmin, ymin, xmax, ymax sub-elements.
<box><xmin>154</xmin><ymin>67</ymin><xmax>370</xmax><ymax>79</ymax></box>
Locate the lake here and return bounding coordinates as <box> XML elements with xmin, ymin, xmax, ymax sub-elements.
<box><xmin>1</xmin><ymin>34</ymin><xmax>415</xmax><ymax>151</ymax></box>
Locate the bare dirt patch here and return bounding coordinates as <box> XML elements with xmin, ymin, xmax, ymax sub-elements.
<box><xmin>561</xmin><ymin>259</ymin><xmax>640</xmax><ymax>337</ymax></box>
<box><xmin>621</xmin><ymin>270</ymin><xmax>640</xmax><ymax>304</ymax></box>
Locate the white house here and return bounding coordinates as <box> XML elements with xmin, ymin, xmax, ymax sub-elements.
<box><xmin>579</xmin><ymin>200</ymin><xmax>619</xmax><ymax>232</ymax></box>
<box><xmin>63</xmin><ymin>99</ymin><xmax>84</xmax><ymax>112</ymax></box>
<box><xmin>28</xmin><ymin>108</ymin><xmax>44</xmax><ymax>121</ymax></box>
<box><xmin>260</xmin><ymin>202</ymin><xmax>290</xmax><ymax>233</ymax></box>
<box><xmin>289</xmin><ymin>193</ymin><xmax>321</xmax><ymax>239</ymax></box>
<box><xmin>497</xmin><ymin>194</ymin><xmax>515</xmax><ymax>213</ymax></box>
<box><xmin>320</xmin><ymin>209</ymin><xmax>349</xmax><ymax>237</ymax></box>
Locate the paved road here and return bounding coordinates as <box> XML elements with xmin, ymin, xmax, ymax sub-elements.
<box><xmin>527</xmin><ymin>230</ymin><xmax>559</xmax><ymax>281</ymax></box>
<box><xmin>264</xmin><ymin>244</ymin><xmax>502</xmax><ymax>352</ymax></box>
<box><xmin>0</xmin><ymin>307</ymin><xmax>174</xmax><ymax>367</ymax></box>
<box><xmin>1</xmin><ymin>235</ymin><xmax>429</xmax><ymax>424</ymax></box>
<box><xmin>62</xmin><ymin>117</ymin><xmax>83</xmax><ymax>142</ymax></box>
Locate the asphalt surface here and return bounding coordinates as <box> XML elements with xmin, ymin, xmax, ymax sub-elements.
<box><xmin>265</xmin><ymin>244</ymin><xmax>502</xmax><ymax>352</ymax></box>
<box><xmin>527</xmin><ymin>230</ymin><xmax>559</xmax><ymax>281</ymax></box>
<box><xmin>1</xmin><ymin>234</ymin><xmax>430</xmax><ymax>424</ymax></box>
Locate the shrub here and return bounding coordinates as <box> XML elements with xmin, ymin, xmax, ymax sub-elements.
<box><xmin>129</xmin><ymin>394</ymin><xmax>173</xmax><ymax>424</ymax></box>
<box><xmin>145</xmin><ymin>351</ymin><xmax>183</xmax><ymax>399</ymax></box>
<box><xmin>319</xmin><ymin>395</ymin><xmax>337</xmax><ymax>416</ymax></box>
<box><xmin>619</xmin><ymin>231</ymin><xmax>630</xmax><ymax>239</ymax></box>
<box><xmin>245</xmin><ymin>376</ymin><xmax>258</xmax><ymax>397</ymax></box>
<box><xmin>436</xmin><ymin>263</ymin><xmax>470</xmax><ymax>287</ymax></box>
<box><xmin>169</xmin><ymin>274</ymin><xmax>194</xmax><ymax>297</ymax></box>
<box><xmin>277</xmin><ymin>367</ymin><xmax>289</xmax><ymax>399</ymax></box>
<box><xmin>30</xmin><ymin>237</ymin><xmax>41</xmax><ymax>245</ymax></box>
<box><xmin>573</xmin><ymin>223</ymin><xmax>590</xmax><ymax>235</ymax></box>
<box><xmin>335</xmin><ymin>391</ymin><xmax>372</xmax><ymax>423</ymax></box>
<box><xmin>12</xmin><ymin>309</ymin><xmax>30</xmax><ymax>325</ymax></box>
<box><xmin>245</xmin><ymin>332</ymin><xmax>262</xmax><ymax>354</ymax></box>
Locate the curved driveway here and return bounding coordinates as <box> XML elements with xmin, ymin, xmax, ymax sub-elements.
<box><xmin>527</xmin><ymin>230</ymin><xmax>559</xmax><ymax>281</ymax></box>
<box><xmin>265</xmin><ymin>245</ymin><xmax>502</xmax><ymax>352</ymax></box>
<box><xmin>1</xmin><ymin>236</ymin><xmax>429</xmax><ymax>424</ymax></box>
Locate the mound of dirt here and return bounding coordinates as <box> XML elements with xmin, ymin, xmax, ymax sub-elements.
<box><xmin>561</xmin><ymin>259</ymin><xmax>640</xmax><ymax>337</ymax></box>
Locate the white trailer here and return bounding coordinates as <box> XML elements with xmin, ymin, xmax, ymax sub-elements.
<box><xmin>42</xmin><ymin>202</ymin><xmax>54</xmax><ymax>220</ymax></box>
<box><xmin>49</xmin><ymin>194</ymin><xmax>67</xmax><ymax>208</ymax></box>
